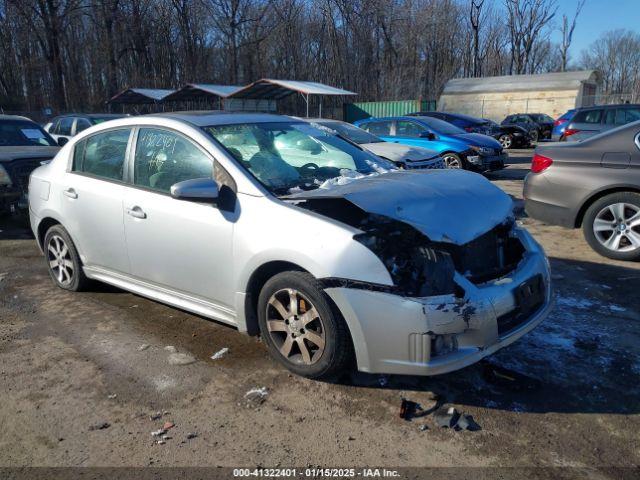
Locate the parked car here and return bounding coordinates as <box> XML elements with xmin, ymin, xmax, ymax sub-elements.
<box><xmin>551</xmin><ymin>109</ymin><xmax>576</xmax><ymax>141</ymax></box>
<box><xmin>524</xmin><ymin>120</ymin><xmax>640</xmax><ymax>260</ymax></box>
<box><xmin>29</xmin><ymin>112</ymin><xmax>551</xmax><ymax>378</ymax></box>
<box><xmin>354</xmin><ymin>116</ymin><xmax>507</xmax><ymax>171</ymax></box>
<box><xmin>408</xmin><ymin>111</ymin><xmax>531</xmax><ymax>149</ymax></box>
<box><xmin>44</xmin><ymin>113</ymin><xmax>127</xmax><ymax>145</ymax></box>
<box><xmin>0</xmin><ymin>115</ymin><xmax>59</xmax><ymax>215</ymax></box>
<box><xmin>306</xmin><ymin>118</ymin><xmax>445</xmax><ymax>169</ymax></box>
<box><xmin>502</xmin><ymin>113</ymin><xmax>554</xmax><ymax>142</ymax></box>
<box><xmin>561</xmin><ymin>104</ymin><xmax>640</xmax><ymax>142</ymax></box>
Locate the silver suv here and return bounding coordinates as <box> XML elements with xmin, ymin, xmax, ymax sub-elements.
<box><xmin>28</xmin><ymin>112</ymin><xmax>552</xmax><ymax>379</ymax></box>
<box><xmin>563</xmin><ymin>104</ymin><xmax>640</xmax><ymax>142</ymax></box>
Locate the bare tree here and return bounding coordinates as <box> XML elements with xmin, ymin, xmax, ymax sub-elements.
<box><xmin>559</xmin><ymin>0</ymin><xmax>585</xmax><ymax>72</ymax></box>
<box><xmin>470</xmin><ymin>0</ymin><xmax>484</xmax><ymax>77</ymax></box>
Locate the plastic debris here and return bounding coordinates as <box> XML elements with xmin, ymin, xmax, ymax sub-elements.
<box><xmin>151</xmin><ymin>429</ymin><xmax>166</xmax><ymax>437</ymax></box>
<box><xmin>156</xmin><ymin>440</ymin><xmax>166</xmax><ymax>445</ymax></box>
<box><xmin>88</xmin><ymin>422</ymin><xmax>110</xmax><ymax>431</ymax></box>
<box><xmin>161</xmin><ymin>435</ymin><xmax>172</xmax><ymax>441</ymax></box>
<box><xmin>164</xmin><ymin>346</ymin><xmax>177</xmax><ymax>353</ymax></box>
<box><xmin>167</xmin><ymin>352</ymin><xmax>196</xmax><ymax>365</ymax></box>
<box><xmin>433</xmin><ymin>406</ymin><xmax>458</xmax><ymax>428</ymax></box>
<box><xmin>210</xmin><ymin>347</ymin><xmax>229</xmax><ymax>360</ymax></box>
<box><xmin>419</xmin><ymin>424</ymin><xmax>429</xmax><ymax>432</ymax></box>
<box><xmin>399</xmin><ymin>398</ymin><xmax>422</xmax><ymax>421</ymax></box>
<box><xmin>163</xmin><ymin>421</ymin><xmax>174</xmax><ymax>430</ymax></box>
<box><xmin>107</xmin><ymin>394</ymin><xmax>117</xmax><ymax>399</ymax></box>
<box><xmin>455</xmin><ymin>414</ymin><xmax>481</xmax><ymax>432</ymax></box>
<box><xmin>244</xmin><ymin>387</ymin><xmax>269</xmax><ymax>406</ymax></box>
<box><xmin>138</xmin><ymin>344</ymin><xmax>150</xmax><ymax>351</ymax></box>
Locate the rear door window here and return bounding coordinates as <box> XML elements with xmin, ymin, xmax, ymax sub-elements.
<box><xmin>58</xmin><ymin>117</ymin><xmax>74</xmax><ymax>136</ymax></box>
<box><xmin>72</xmin><ymin>128</ymin><xmax>132</xmax><ymax>181</ymax></box>
<box><xmin>133</xmin><ymin>128</ymin><xmax>213</xmax><ymax>193</ymax></box>
<box><xmin>362</xmin><ymin>121</ymin><xmax>391</xmax><ymax>136</ymax></box>
<box><xmin>573</xmin><ymin>109</ymin><xmax>603</xmax><ymax>124</ymax></box>
<box><xmin>75</xmin><ymin>118</ymin><xmax>92</xmax><ymax>134</ymax></box>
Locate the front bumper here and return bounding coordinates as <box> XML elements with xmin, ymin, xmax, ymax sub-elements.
<box><xmin>325</xmin><ymin>228</ymin><xmax>552</xmax><ymax>376</ymax></box>
<box><xmin>466</xmin><ymin>152</ymin><xmax>507</xmax><ymax>172</ymax></box>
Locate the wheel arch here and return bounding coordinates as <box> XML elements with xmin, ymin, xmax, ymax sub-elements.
<box><xmin>575</xmin><ymin>186</ymin><xmax>640</xmax><ymax>227</ymax></box>
<box><xmin>36</xmin><ymin>217</ymin><xmax>62</xmax><ymax>250</ymax></box>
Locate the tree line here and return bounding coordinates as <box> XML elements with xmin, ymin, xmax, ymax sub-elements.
<box><xmin>0</xmin><ymin>0</ymin><xmax>639</xmax><ymax>113</ymax></box>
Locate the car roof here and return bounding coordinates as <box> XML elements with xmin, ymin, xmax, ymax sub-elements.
<box><xmin>575</xmin><ymin>104</ymin><xmax>640</xmax><ymax>111</ymax></box>
<box><xmin>305</xmin><ymin>118</ymin><xmax>343</xmax><ymax>123</ymax></box>
<box><xmin>149</xmin><ymin>111</ymin><xmax>301</xmax><ymax>127</ymax></box>
<box><xmin>0</xmin><ymin>114</ymin><xmax>33</xmax><ymax>122</ymax></box>
<box><xmin>52</xmin><ymin>113</ymin><xmax>126</xmax><ymax>119</ymax></box>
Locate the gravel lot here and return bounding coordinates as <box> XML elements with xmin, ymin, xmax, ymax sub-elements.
<box><xmin>1</xmin><ymin>149</ymin><xmax>639</xmax><ymax>475</ymax></box>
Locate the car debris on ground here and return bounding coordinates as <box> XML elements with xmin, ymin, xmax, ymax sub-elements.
<box><xmin>399</xmin><ymin>398</ymin><xmax>423</xmax><ymax>421</ymax></box>
<box><xmin>210</xmin><ymin>347</ymin><xmax>229</xmax><ymax>360</ymax></box>
<box><xmin>244</xmin><ymin>387</ymin><xmax>269</xmax><ymax>407</ymax></box>
<box><xmin>167</xmin><ymin>352</ymin><xmax>196</xmax><ymax>365</ymax></box>
<box><xmin>432</xmin><ymin>406</ymin><xmax>481</xmax><ymax>431</ymax></box>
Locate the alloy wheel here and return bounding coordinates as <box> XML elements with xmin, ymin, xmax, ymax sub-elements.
<box><xmin>593</xmin><ymin>203</ymin><xmax>640</xmax><ymax>252</ymax></box>
<box><xmin>47</xmin><ymin>235</ymin><xmax>75</xmax><ymax>286</ymax></box>
<box><xmin>266</xmin><ymin>288</ymin><xmax>326</xmax><ymax>365</ymax></box>
<box><xmin>443</xmin><ymin>155</ymin><xmax>462</xmax><ymax>169</ymax></box>
<box><xmin>499</xmin><ymin>135</ymin><xmax>512</xmax><ymax>149</ymax></box>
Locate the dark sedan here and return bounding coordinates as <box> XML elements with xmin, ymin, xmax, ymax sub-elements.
<box><xmin>0</xmin><ymin>115</ymin><xmax>59</xmax><ymax>215</ymax></box>
<box><xmin>502</xmin><ymin>113</ymin><xmax>554</xmax><ymax>142</ymax></box>
<box><xmin>524</xmin><ymin>121</ymin><xmax>640</xmax><ymax>261</ymax></box>
<box><xmin>409</xmin><ymin>111</ymin><xmax>531</xmax><ymax>149</ymax></box>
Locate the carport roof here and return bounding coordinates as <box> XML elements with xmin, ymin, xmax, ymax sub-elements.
<box><xmin>228</xmin><ymin>79</ymin><xmax>357</xmax><ymax>100</ymax></box>
<box><xmin>442</xmin><ymin>70</ymin><xmax>600</xmax><ymax>95</ymax></box>
<box><xmin>163</xmin><ymin>84</ymin><xmax>243</xmax><ymax>102</ymax></box>
<box><xmin>108</xmin><ymin>88</ymin><xmax>176</xmax><ymax>104</ymax></box>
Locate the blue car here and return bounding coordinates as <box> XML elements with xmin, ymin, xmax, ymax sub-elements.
<box><xmin>354</xmin><ymin>116</ymin><xmax>506</xmax><ymax>171</ymax></box>
<box><xmin>551</xmin><ymin>109</ymin><xmax>576</xmax><ymax>141</ymax></box>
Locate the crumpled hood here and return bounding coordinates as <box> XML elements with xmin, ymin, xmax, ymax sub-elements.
<box><xmin>362</xmin><ymin>142</ymin><xmax>440</xmax><ymax>163</ymax></box>
<box><xmin>288</xmin><ymin>170</ymin><xmax>513</xmax><ymax>245</ymax></box>
<box><xmin>0</xmin><ymin>146</ymin><xmax>60</xmax><ymax>162</ymax></box>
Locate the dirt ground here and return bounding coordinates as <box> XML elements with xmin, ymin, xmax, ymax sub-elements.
<box><xmin>1</xmin><ymin>149</ymin><xmax>639</xmax><ymax>476</ymax></box>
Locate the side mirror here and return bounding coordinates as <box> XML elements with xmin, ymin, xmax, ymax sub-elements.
<box><xmin>170</xmin><ymin>178</ymin><xmax>219</xmax><ymax>202</ymax></box>
<box><xmin>57</xmin><ymin>137</ymin><xmax>69</xmax><ymax>147</ymax></box>
<box><xmin>419</xmin><ymin>131</ymin><xmax>436</xmax><ymax>140</ymax></box>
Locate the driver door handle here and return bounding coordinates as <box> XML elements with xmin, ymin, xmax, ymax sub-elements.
<box><xmin>63</xmin><ymin>188</ymin><xmax>78</xmax><ymax>199</ymax></box>
<box><xmin>126</xmin><ymin>206</ymin><xmax>147</xmax><ymax>219</ymax></box>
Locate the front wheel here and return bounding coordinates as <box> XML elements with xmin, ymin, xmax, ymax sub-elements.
<box><xmin>257</xmin><ymin>271</ymin><xmax>353</xmax><ymax>379</ymax></box>
<box><xmin>498</xmin><ymin>134</ymin><xmax>513</xmax><ymax>149</ymax></box>
<box><xmin>582</xmin><ymin>192</ymin><xmax>640</xmax><ymax>261</ymax></box>
<box><xmin>442</xmin><ymin>153</ymin><xmax>463</xmax><ymax>169</ymax></box>
<box><xmin>44</xmin><ymin>224</ymin><xmax>90</xmax><ymax>291</ymax></box>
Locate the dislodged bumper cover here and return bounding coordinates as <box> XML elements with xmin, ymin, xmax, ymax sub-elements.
<box><xmin>288</xmin><ymin>170</ymin><xmax>513</xmax><ymax>245</ymax></box>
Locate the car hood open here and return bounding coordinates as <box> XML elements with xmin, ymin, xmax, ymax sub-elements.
<box><xmin>362</xmin><ymin>142</ymin><xmax>440</xmax><ymax>163</ymax></box>
<box><xmin>287</xmin><ymin>170</ymin><xmax>513</xmax><ymax>245</ymax></box>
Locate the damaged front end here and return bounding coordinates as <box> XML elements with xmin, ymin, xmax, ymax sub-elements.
<box><xmin>287</xmin><ymin>170</ymin><xmax>553</xmax><ymax>375</ymax></box>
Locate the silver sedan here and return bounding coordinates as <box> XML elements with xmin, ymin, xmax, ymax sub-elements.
<box><xmin>28</xmin><ymin>112</ymin><xmax>552</xmax><ymax>379</ymax></box>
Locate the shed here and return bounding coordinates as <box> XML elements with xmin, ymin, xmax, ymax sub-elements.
<box><xmin>108</xmin><ymin>88</ymin><xmax>176</xmax><ymax>105</ymax></box>
<box><xmin>162</xmin><ymin>84</ymin><xmax>242</xmax><ymax>109</ymax></box>
<box><xmin>228</xmin><ymin>79</ymin><xmax>357</xmax><ymax>116</ymax></box>
<box><xmin>438</xmin><ymin>70</ymin><xmax>601</xmax><ymax>120</ymax></box>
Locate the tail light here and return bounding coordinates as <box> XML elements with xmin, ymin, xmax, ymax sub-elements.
<box><xmin>554</xmin><ymin>118</ymin><xmax>568</xmax><ymax>127</ymax></box>
<box><xmin>564</xmin><ymin>128</ymin><xmax>580</xmax><ymax>137</ymax></box>
<box><xmin>531</xmin><ymin>153</ymin><xmax>553</xmax><ymax>173</ymax></box>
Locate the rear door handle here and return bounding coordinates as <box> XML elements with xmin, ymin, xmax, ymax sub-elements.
<box><xmin>126</xmin><ymin>206</ymin><xmax>147</xmax><ymax>219</ymax></box>
<box><xmin>63</xmin><ymin>188</ymin><xmax>78</xmax><ymax>199</ymax></box>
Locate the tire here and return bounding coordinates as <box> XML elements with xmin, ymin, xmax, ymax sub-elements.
<box><xmin>582</xmin><ymin>192</ymin><xmax>640</xmax><ymax>261</ymax></box>
<box><xmin>442</xmin><ymin>152</ymin><xmax>464</xmax><ymax>169</ymax></box>
<box><xmin>257</xmin><ymin>271</ymin><xmax>353</xmax><ymax>379</ymax></box>
<box><xmin>498</xmin><ymin>134</ymin><xmax>513</xmax><ymax>149</ymax></box>
<box><xmin>43</xmin><ymin>224</ymin><xmax>90</xmax><ymax>291</ymax></box>
<box><xmin>529</xmin><ymin>129</ymin><xmax>539</xmax><ymax>143</ymax></box>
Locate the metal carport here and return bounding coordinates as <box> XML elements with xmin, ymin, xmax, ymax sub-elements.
<box><xmin>227</xmin><ymin>79</ymin><xmax>357</xmax><ymax>117</ymax></box>
<box><xmin>162</xmin><ymin>84</ymin><xmax>242</xmax><ymax>109</ymax></box>
<box><xmin>107</xmin><ymin>88</ymin><xmax>176</xmax><ymax>105</ymax></box>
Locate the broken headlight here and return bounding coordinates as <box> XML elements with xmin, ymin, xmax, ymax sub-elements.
<box><xmin>354</xmin><ymin>217</ymin><xmax>457</xmax><ymax>297</ymax></box>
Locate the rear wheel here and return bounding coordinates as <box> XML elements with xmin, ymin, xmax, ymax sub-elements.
<box><xmin>442</xmin><ymin>153</ymin><xmax>463</xmax><ymax>169</ymax></box>
<box><xmin>257</xmin><ymin>271</ymin><xmax>353</xmax><ymax>379</ymax></box>
<box><xmin>529</xmin><ymin>129</ymin><xmax>539</xmax><ymax>143</ymax></box>
<box><xmin>498</xmin><ymin>134</ymin><xmax>513</xmax><ymax>149</ymax></box>
<box><xmin>44</xmin><ymin>225</ymin><xmax>90</xmax><ymax>291</ymax></box>
<box><xmin>582</xmin><ymin>192</ymin><xmax>640</xmax><ymax>261</ymax></box>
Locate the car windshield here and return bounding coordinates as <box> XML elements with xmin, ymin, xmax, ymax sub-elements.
<box><xmin>204</xmin><ymin>121</ymin><xmax>395</xmax><ymax>195</ymax></box>
<box><xmin>0</xmin><ymin>119</ymin><xmax>58</xmax><ymax>147</ymax></box>
<box><xmin>91</xmin><ymin>116</ymin><xmax>125</xmax><ymax>124</ymax></box>
<box><xmin>313</xmin><ymin>121</ymin><xmax>384</xmax><ymax>144</ymax></box>
<box><xmin>413</xmin><ymin>116</ymin><xmax>466</xmax><ymax>135</ymax></box>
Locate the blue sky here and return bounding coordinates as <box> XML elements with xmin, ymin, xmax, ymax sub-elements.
<box><xmin>550</xmin><ymin>0</ymin><xmax>640</xmax><ymax>57</ymax></box>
